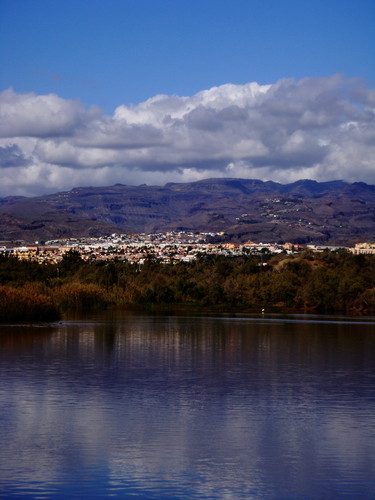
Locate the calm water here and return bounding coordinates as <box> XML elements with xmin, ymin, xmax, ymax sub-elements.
<box><xmin>0</xmin><ymin>311</ymin><xmax>374</xmax><ymax>499</ymax></box>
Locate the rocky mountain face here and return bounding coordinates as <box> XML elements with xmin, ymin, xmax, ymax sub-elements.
<box><xmin>1</xmin><ymin>178</ymin><xmax>374</xmax><ymax>244</ymax></box>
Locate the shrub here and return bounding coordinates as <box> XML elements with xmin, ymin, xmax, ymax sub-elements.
<box><xmin>53</xmin><ymin>282</ymin><xmax>110</xmax><ymax>311</ymax></box>
<box><xmin>0</xmin><ymin>284</ymin><xmax>60</xmax><ymax>321</ymax></box>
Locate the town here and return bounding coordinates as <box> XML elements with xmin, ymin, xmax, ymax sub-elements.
<box><xmin>1</xmin><ymin>231</ymin><xmax>374</xmax><ymax>265</ymax></box>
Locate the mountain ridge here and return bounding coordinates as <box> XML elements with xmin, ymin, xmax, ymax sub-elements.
<box><xmin>1</xmin><ymin>178</ymin><xmax>374</xmax><ymax>244</ymax></box>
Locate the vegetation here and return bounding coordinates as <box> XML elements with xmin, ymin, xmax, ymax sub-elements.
<box><xmin>0</xmin><ymin>283</ymin><xmax>59</xmax><ymax>321</ymax></box>
<box><xmin>0</xmin><ymin>249</ymin><xmax>375</xmax><ymax>321</ymax></box>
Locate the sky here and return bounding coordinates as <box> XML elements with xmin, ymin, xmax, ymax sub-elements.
<box><xmin>0</xmin><ymin>0</ymin><xmax>374</xmax><ymax>197</ymax></box>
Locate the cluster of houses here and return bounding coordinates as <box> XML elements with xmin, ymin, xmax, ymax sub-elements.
<box><xmin>0</xmin><ymin>232</ymin><xmax>374</xmax><ymax>265</ymax></box>
<box><xmin>349</xmin><ymin>242</ymin><xmax>375</xmax><ymax>255</ymax></box>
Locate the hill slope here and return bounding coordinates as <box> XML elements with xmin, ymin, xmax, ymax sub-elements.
<box><xmin>1</xmin><ymin>178</ymin><xmax>374</xmax><ymax>244</ymax></box>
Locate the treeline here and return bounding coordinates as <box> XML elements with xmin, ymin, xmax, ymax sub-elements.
<box><xmin>0</xmin><ymin>249</ymin><xmax>374</xmax><ymax>321</ymax></box>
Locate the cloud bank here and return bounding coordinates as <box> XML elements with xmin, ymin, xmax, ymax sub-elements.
<box><xmin>0</xmin><ymin>75</ymin><xmax>374</xmax><ymax>196</ymax></box>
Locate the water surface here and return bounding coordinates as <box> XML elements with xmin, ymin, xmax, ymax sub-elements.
<box><xmin>1</xmin><ymin>312</ymin><xmax>374</xmax><ymax>498</ymax></box>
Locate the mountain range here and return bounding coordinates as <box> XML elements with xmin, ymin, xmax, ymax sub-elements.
<box><xmin>1</xmin><ymin>178</ymin><xmax>374</xmax><ymax>245</ymax></box>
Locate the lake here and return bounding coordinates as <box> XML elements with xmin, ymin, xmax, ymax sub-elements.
<box><xmin>0</xmin><ymin>311</ymin><xmax>374</xmax><ymax>499</ymax></box>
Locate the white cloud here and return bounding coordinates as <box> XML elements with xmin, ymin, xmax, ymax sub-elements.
<box><xmin>0</xmin><ymin>88</ymin><xmax>95</xmax><ymax>139</ymax></box>
<box><xmin>0</xmin><ymin>75</ymin><xmax>374</xmax><ymax>196</ymax></box>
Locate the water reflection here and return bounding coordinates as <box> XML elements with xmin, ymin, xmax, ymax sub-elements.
<box><xmin>0</xmin><ymin>313</ymin><xmax>374</xmax><ymax>498</ymax></box>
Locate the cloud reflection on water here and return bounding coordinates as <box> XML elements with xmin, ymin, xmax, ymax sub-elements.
<box><xmin>0</xmin><ymin>314</ymin><xmax>374</xmax><ymax>498</ymax></box>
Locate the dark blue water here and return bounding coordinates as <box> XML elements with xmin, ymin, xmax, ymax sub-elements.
<box><xmin>0</xmin><ymin>312</ymin><xmax>374</xmax><ymax>499</ymax></box>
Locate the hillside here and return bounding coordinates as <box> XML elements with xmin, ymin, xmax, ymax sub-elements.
<box><xmin>0</xmin><ymin>178</ymin><xmax>374</xmax><ymax>244</ymax></box>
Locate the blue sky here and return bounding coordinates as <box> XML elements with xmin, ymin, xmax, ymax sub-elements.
<box><xmin>0</xmin><ymin>0</ymin><xmax>374</xmax><ymax>195</ymax></box>
<box><xmin>1</xmin><ymin>0</ymin><xmax>374</xmax><ymax>111</ymax></box>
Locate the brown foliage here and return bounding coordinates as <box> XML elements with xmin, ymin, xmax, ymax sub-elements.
<box><xmin>0</xmin><ymin>283</ymin><xmax>59</xmax><ymax>321</ymax></box>
<box><xmin>53</xmin><ymin>282</ymin><xmax>110</xmax><ymax>311</ymax></box>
